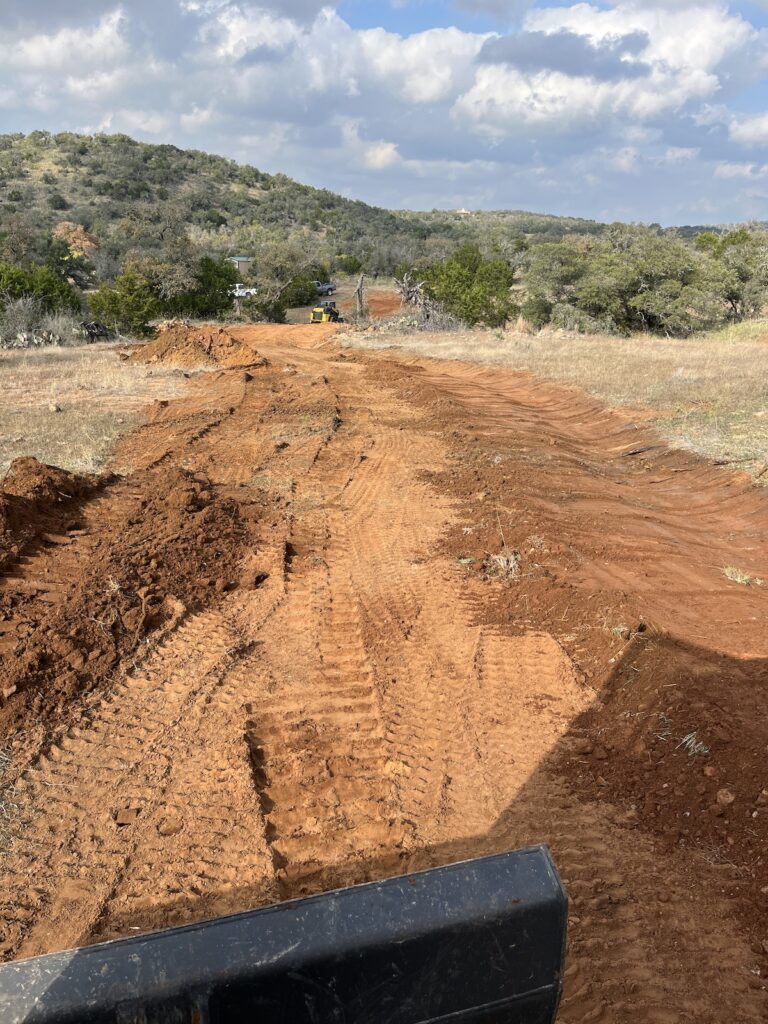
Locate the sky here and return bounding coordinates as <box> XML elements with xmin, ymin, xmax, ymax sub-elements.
<box><xmin>2</xmin><ymin>1</ymin><xmax>768</xmax><ymax>224</ymax></box>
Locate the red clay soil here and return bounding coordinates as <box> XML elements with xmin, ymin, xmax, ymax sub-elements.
<box><xmin>0</xmin><ymin>324</ymin><xmax>767</xmax><ymax>1022</ymax></box>
<box><xmin>0</xmin><ymin>458</ymin><xmax>102</xmax><ymax>574</ymax></box>
<box><xmin>129</xmin><ymin>322</ymin><xmax>268</xmax><ymax>369</ymax></box>
<box><xmin>338</xmin><ymin>289</ymin><xmax>402</xmax><ymax>318</ymax></box>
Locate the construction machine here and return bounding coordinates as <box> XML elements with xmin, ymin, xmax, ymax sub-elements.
<box><xmin>310</xmin><ymin>300</ymin><xmax>343</xmax><ymax>324</ymax></box>
<box><xmin>0</xmin><ymin>846</ymin><xmax>567</xmax><ymax>1023</ymax></box>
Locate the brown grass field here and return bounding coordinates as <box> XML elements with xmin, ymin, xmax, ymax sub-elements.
<box><xmin>0</xmin><ymin>344</ymin><xmax>186</xmax><ymax>476</ymax></box>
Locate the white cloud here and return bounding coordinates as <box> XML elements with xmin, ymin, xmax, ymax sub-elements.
<box><xmin>611</xmin><ymin>145</ymin><xmax>640</xmax><ymax>173</ymax></box>
<box><xmin>730</xmin><ymin>112</ymin><xmax>768</xmax><ymax>146</ymax></box>
<box><xmin>715</xmin><ymin>161</ymin><xmax>768</xmax><ymax>179</ymax></box>
<box><xmin>664</xmin><ymin>146</ymin><xmax>699</xmax><ymax>163</ymax></box>
<box><xmin>0</xmin><ymin>1</ymin><xmax>766</xmax><ymax>222</ymax></box>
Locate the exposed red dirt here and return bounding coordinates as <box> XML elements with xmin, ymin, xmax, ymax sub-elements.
<box><xmin>129</xmin><ymin>322</ymin><xmax>268</xmax><ymax>368</ymax></box>
<box><xmin>0</xmin><ymin>458</ymin><xmax>102</xmax><ymax>574</ymax></box>
<box><xmin>338</xmin><ymin>289</ymin><xmax>402</xmax><ymax>318</ymax></box>
<box><xmin>0</xmin><ymin>324</ymin><xmax>767</xmax><ymax>1021</ymax></box>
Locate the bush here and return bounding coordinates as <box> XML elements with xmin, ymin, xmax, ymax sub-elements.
<box><xmin>282</xmin><ymin>275</ymin><xmax>318</xmax><ymax>308</ymax></box>
<box><xmin>420</xmin><ymin>245</ymin><xmax>517</xmax><ymax>327</ymax></box>
<box><xmin>89</xmin><ymin>269</ymin><xmax>159</xmax><ymax>336</ymax></box>
<box><xmin>163</xmin><ymin>256</ymin><xmax>237</xmax><ymax>318</ymax></box>
<box><xmin>0</xmin><ymin>261</ymin><xmax>80</xmax><ymax>313</ymax></box>
<box><xmin>0</xmin><ymin>296</ymin><xmax>81</xmax><ymax>348</ymax></box>
<box><xmin>521</xmin><ymin>294</ymin><xmax>553</xmax><ymax>328</ymax></box>
<box><xmin>241</xmin><ymin>295</ymin><xmax>287</xmax><ymax>323</ymax></box>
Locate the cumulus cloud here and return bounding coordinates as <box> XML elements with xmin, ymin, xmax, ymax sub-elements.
<box><xmin>730</xmin><ymin>112</ymin><xmax>768</xmax><ymax>146</ymax></box>
<box><xmin>0</xmin><ymin>0</ymin><xmax>766</xmax><ymax>221</ymax></box>
<box><xmin>478</xmin><ymin>28</ymin><xmax>651</xmax><ymax>80</ymax></box>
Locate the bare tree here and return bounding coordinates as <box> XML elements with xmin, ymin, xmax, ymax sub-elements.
<box><xmin>354</xmin><ymin>273</ymin><xmax>367</xmax><ymax>318</ymax></box>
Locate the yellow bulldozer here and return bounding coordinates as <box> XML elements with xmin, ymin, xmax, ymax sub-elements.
<box><xmin>310</xmin><ymin>300</ymin><xmax>342</xmax><ymax>324</ymax></box>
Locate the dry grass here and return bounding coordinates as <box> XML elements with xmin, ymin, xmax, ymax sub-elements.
<box><xmin>0</xmin><ymin>343</ymin><xmax>187</xmax><ymax>477</ymax></box>
<box><xmin>345</xmin><ymin>319</ymin><xmax>768</xmax><ymax>477</ymax></box>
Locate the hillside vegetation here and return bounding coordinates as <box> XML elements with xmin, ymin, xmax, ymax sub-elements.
<box><xmin>1</xmin><ymin>130</ymin><xmax>767</xmax><ymax>341</ymax></box>
<box><xmin>0</xmin><ymin>131</ymin><xmax>602</xmax><ymax>278</ymax></box>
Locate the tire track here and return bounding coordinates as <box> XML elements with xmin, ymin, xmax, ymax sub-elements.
<box><xmin>0</xmin><ymin>610</ymin><xmax>248</xmax><ymax>958</ymax></box>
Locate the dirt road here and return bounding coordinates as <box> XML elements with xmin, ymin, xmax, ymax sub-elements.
<box><xmin>1</xmin><ymin>326</ymin><xmax>767</xmax><ymax>1021</ymax></box>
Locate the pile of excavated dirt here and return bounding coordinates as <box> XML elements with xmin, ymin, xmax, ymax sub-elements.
<box><xmin>0</xmin><ymin>465</ymin><xmax>264</xmax><ymax>737</ymax></box>
<box><xmin>0</xmin><ymin>458</ymin><xmax>101</xmax><ymax>573</ymax></box>
<box><xmin>131</xmin><ymin>323</ymin><xmax>268</xmax><ymax>369</ymax></box>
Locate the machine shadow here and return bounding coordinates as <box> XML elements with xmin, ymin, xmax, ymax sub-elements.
<box><xmin>82</xmin><ymin>629</ymin><xmax>768</xmax><ymax>970</ymax></box>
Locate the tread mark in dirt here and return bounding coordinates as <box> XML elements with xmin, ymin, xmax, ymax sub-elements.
<box><xmin>0</xmin><ymin>610</ymin><xmax>259</xmax><ymax>957</ymax></box>
<box><xmin>249</xmin><ymin>520</ymin><xmax>406</xmax><ymax>898</ymax></box>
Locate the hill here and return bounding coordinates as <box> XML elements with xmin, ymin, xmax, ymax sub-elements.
<box><xmin>0</xmin><ymin>131</ymin><xmax>605</xmax><ymax>276</ymax></box>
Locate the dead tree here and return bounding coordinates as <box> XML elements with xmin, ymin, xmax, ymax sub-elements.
<box><xmin>354</xmin><ymin>273</ymin><xmax>367</xmax><ymax>318</ymax></box>
<box><xmin>394</xmin><ymin>270</ymin><xmax>427</xmax><ymax>311</ymax></box>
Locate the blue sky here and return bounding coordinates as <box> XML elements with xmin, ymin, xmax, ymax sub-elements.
<box><xmin>2</xmin><ymin>1</ymin><xmax>768</xmax><ymax>224</ymax></box>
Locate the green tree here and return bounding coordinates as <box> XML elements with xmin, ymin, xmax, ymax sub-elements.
<box><xmin>89</xmin><ymin>269</ymin><xmax>159</xmax><ymax>336</ymax></box>
<box><xmin>421</xmin><ymin>245</ymin><xmax>517</xmax><ymax>327</ymax></box>
<box><xmin>164</xmin><ymin>256</ymin><xmax>238</xmax><ymax>318</ymax></box>
<box><xmin>0</xmin><ymin>262</ymin><xmax>80</xmax><ymax>313</ymax></box>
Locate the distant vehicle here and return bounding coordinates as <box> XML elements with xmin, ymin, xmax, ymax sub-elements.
<box><xmin>314</xmin><ymin>280</ymin><xmax>336</xmax><ymax>296</ymax></box>
<box><xmin>231</xmin><ymin>283</ymin><xmax>257</xmax><ymax>299</ymax></box>
<box><xmin>310</xmin><ymin>300</ymin><xmax>343</xmax><ymax>324</ymax></box>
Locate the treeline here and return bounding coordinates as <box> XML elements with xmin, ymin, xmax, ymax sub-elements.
<box><xmin>405</xmin><ymin>226</ymin><xmax>768</xmax><ymax>336</ymax></box>
<box><xmin>1</xmin><ymin>131</ymin><xmax>767</xmax><ymax>341</ymax></box>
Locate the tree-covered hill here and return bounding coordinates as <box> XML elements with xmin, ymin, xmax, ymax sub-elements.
<box><xmin>0</xmin><ymin>130</ymin><xmax>607</xmax><ymax>277</ymax></box>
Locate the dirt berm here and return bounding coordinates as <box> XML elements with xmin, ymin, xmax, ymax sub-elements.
<box><xmin>129</xmin><ymin>320</ymin><xmax>344</xmax><ymax>368</ymax></box>
<box><xmin>0</xmin><ymin>325</ymin><xmax>767</xmax><ymax>1023</ymax></box>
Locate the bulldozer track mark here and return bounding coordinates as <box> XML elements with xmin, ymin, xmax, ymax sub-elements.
<box><xmin>249</xmin><ymin>511</ymin><xmax>407</xmax><ymax>898</ymax></box>
<box><xmin>0</xmin><ymin>610</ymin><xmax>247</xmax><ymax>958</ymax></box>
<box><xmin>2</xmin><ymin>336</ymin><xmax>767</xmax><ymax>1022</ymax></box>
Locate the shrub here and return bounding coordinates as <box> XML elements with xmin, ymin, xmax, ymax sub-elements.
<box><xmin>163</xmin><ymin>256</ymin><xmax>237</xmax><ymax>318</ymax></box>
<box><xmin>0</xmin><ymin>262</ymin><xmax>80</xmax><ymax>313</ymax></box>
<box><xmin>89</xmin><ymin>269</ymin><xmax>159</xmax><ymax>336</ymax></box>
<box><xmin>282</xmin><ymin>275</ymin><xmax>318</xmax><ymax>308</ymax></box>
<box><xmin>521</xmin><ymin>294</ymin><xmax>553</xmax><ymax>328</ymax></box>
<box><xmin>420</xmin><ymin>245</ymin><xmax>517</xmax><ymax>327</ymax></box>
<box><xmin>241</xmin><ymin>295</ymin><xmax>287</xmax><ymax>323</ymax></box>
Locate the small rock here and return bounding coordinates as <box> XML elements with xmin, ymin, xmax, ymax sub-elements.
<box><xmin>572</xmin><ymin>738</ymin><xmax>593</xmax><ymax>756</ymax></box>
<box><xmin>49</xmin><ymin>403</ymin><xmax>61</xmax><ymax>413</ymax></box>
<box><xmin>717</xmin><ymin>788</ymin><xmax>736</xmax><ymax>807</ymax></box>
<box><xmin>593</xmin><ymin>746</ymin><xmax>609</xmax><ymax>760</ymax></box>
<box><xmin>703</xmin><ymin>766</ymin><xmax>717</xmax><ymax>778</ymax></box>
<box><xmin>157</xmin><ymin>816</ymin><xmax>183</xmax><ymax>837</ymax></box>
<box><xmin>115</xmin><ymin>807</ymin><xmax>141</xmax><ymax>826</ymax></box>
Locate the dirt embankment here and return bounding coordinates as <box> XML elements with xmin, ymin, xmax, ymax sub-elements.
<box><xmin>0</xmin><ymin>323</ymin><xmax>767</xmax><ymax>1021</ymax></box>
<box><xmin>129</xmin><ymin>321</ymin><xmax>345</xmax><ymax>369</ymax></box>
<box><xmin>0</xmin><ymin>458</ymin><xmax>102</xmax><ymax>575</ymax></box>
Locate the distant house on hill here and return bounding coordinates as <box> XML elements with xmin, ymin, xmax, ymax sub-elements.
<box><xmin>228</xmin><ymin>255</ymin><xmax>254</xmax><ymax>275</ymax></box>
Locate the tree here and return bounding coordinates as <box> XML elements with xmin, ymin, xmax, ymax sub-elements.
<box><xmin>164</xmin><ymin>256</ymin><xmax>237</xmax><ymax>318</ymax></box>
<box><xmin>0</xmin><ymin>262</ymin><xmax>80</xmax><ymax>314</ymax></box>
<box><xmin>420</xmin><ymin>245</ymin><xmax>517</xmax><ymax>327</ymax></box>
<box><xmin>89</xmin><ymin>269</ymin><xmax>159</xmax><ymax>336</ymax></box>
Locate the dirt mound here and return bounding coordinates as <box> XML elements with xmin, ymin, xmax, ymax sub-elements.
<box><xmin>0</xmin><ymin>458</ymin><xmax>101</xmax><ymax>574</ymax></box>
<box><xmin>2</xmin><ymin>457</ymin><xmax>97</xmax><ymax>505</ymax></box>
<box><xmin>131</xmin><ymin>323</ymin><xmax>268</xmax><ymax>369</ymax></box>
<box><xmin>0</xmin><ymin>465</ymin><xmax>263</xmax><ymax>731</ymax></box>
